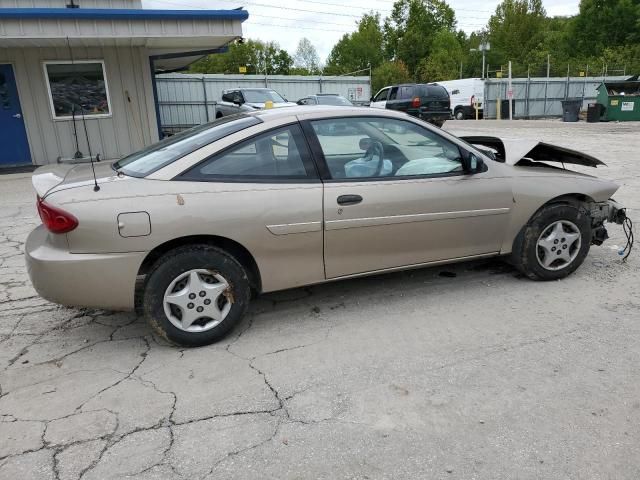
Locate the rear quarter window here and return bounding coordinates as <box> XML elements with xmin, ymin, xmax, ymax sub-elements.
<box><xmin>113</xmin><ymin>115</ymin><xmax>262</xmax><ymax>177</ymax></box>
<box><xmin>399</xmin><ymin>86</ymin><xmax>415</xmax><ymax>99</ymax></box>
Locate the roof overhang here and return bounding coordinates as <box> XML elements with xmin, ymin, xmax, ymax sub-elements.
<box><xmin>0</xmin><ymin>8</ymin><xmax>247</xmax><ymax>70</ymax></box>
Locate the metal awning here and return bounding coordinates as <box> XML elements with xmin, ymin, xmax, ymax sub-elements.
<box><xmin>0</xmin><ymin>8</ymin><xmax>248</xmax><ymax>70</ymax></box>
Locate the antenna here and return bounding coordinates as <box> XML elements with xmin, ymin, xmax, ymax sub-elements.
<box><xmin>66</xmin><ymin>37</ymin><xmax>100</xmax><ymax>192</ymax></box>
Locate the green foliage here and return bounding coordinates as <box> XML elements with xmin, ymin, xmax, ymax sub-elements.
<box><xmin>384</xmin><ymin>0</ymin><xmax>456</xmax><ymax>77</ymax></box>
<box><xmin>371</xmin><ymin>60</ymin><xmax>411</xmax><ymax>92</ymax></box>
<box><xmin>417</xmin><ymin>29</ymin><xmax>464</xmax><ymax>81</ymax></box>
<box><xmin>189</xmin><ymin>40</ymin><xmax>293</xmax><ymax>75</ymax></box>
<box><xmin>293</xmin><ymin>38</ymin><xmax>321</xmax><ymax>75</ymax></box>
<box><xmin>570</xmin><ymin>0</ymin><xmax>640</xmax><ymax>55</ymax></box>
<box><xmin>487</xmin><ymin>0</ymin><xmax>547</xmax><ymax>73</ymax></box>
<box><xmin>190</xmin><ymin>0</ymin><xmax>640</xmax><ymax>85</ymax></box>
<box><xmin>324</xmin><ymin>13</ymin><xmax>385</xmax><ymax>75</ymax></box>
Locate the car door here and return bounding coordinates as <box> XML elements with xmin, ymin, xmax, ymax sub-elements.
<box><xmin>302</xmin><ymin>115</ymin><xmax>513</xmax><ymax>279</ymax></box>
<box><xmin>383</xmin><ymin>86</ymin><xmax>401</xmax><ymax>111</ymax></box>
<box><xmin>177</xmin><ymin>122</ymin><xmax>325</xmax><ymax>291</ymax></box>
<box><xmin>370</xmin><ymin>88</ymin><xmax>390</xmax><ymax>109</ymax></box>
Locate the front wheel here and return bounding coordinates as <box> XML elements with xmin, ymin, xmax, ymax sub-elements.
<box><xmin>454</xmin><ymin>109</ymin><xmax>465</xmax><ymax>120</ymax></box>
<box><xmin>142</xmin><ymin>245</ymin><xmax>250</xmax><ymax>347</ymax></box>
<box><xmin>512</xmin><ymin>203</ymin><xmax>591</xmax><ymax>280</ymax></box>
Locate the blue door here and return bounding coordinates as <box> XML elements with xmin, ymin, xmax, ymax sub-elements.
<box><xmin>0</xmin><ymin>64</ymin><xmax>31</xmax><ymax>167</ymax></box>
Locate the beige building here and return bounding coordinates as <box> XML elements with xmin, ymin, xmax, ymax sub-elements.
<box><xmin>0</xmin><ymin>0</ymin><xmax>247</xmax><ymax>168</ymax></box>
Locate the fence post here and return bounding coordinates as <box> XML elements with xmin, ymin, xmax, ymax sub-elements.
<box><xmin>201</xmin><ymin>76</ymin><xmax>210</xmax><ymax>122</ymax></box>
<box><xmin>525</xmin><ymin>72</ymin><xmax>531</xmax><ymax>119</ymax></box>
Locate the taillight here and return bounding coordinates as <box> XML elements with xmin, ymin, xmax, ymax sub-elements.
<box><xmin>37</xmin><ymin>197</ymin><xmax>78</xmax><ymax>234</ymax></box>
<box><xmin>411</xmin><ymin>97</ymin><xmax>421</xmax><ymax>108</ymax></box>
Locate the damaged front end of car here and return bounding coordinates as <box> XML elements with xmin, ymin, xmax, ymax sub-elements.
<box><xmin>589</xmin><ymin>199</ymin><xmax>628</xmax><ymax>245</ymax></box>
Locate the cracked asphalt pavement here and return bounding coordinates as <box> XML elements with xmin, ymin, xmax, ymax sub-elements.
<box><xmin>1</xmin><ymin>120</ymin><xmax>639</xmax><ymax>480</ymax></box>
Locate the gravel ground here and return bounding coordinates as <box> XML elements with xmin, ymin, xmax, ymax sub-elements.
<box><xmin>1</xmin><ymin>120</ymin><xmax>639</xmax><ymax>480</ymax></box>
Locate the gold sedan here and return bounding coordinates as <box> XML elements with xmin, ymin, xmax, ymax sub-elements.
<box><xmin>26</xmin><ymin>107</ymin><xmax>627</xmax><ymax>346</ymax></box>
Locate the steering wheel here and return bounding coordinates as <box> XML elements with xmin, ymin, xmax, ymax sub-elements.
<box><xmin>365</xmin><ymin>141</ymin><xmax>385</xmax><ymax>176</ymax></box>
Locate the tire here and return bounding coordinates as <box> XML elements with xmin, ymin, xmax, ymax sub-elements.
<box><xmin>454</xmin><ymin>109</ymin><xmax>465</xmax><ymax>120</ymax></box>
<box><xmin>142</xmin><ymin>245</ymin><xmax>251</xmax><ymax>347</ymax></box>
<box><xmin>511</xmin><ymin>203</ymin><xmax>591</xmax><ymax>281</ymax></box>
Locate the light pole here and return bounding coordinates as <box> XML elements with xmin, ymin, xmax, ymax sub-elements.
<box><xmin>470</xmin><ymin>41</ymin><xmax>490</xmax><ymax>79</ymax></box>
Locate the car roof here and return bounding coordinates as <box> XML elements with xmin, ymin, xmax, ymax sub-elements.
<box><xmin>249</xmin><ymin>105</ymin><xmax>409</xmax><ymax>121</ymax></box>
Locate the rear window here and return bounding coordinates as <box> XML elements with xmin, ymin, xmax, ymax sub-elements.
<box><xmin>316</xmin><ymin>95</ymin><xmax>352</xmax><ymax>106</ymax></box>
<box><xmin>399</xmin><ymin>86</ymin><xmax>414</xmax><ymax>99</ymax></box>
<box><xmin>419</xmin><ymin>85</ymin><xmax>449</xmax><ymax>98</ymax></box>
<box><xmin>113</xmin><ymin>115</ymin><xmax>262</xmax><ymax>177</ymax></box>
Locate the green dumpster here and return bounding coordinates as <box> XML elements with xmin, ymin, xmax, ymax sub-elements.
<box><xmin>596</xmin><ymin>80</ymin><xmax>640</xmax><ymax>121</ymax></box>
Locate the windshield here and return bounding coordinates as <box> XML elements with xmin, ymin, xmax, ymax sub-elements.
<box><xmin>317</xmin><ymin>95</ymin><xmax>352</xmax><ymax>106</ymax></box>
<box><xmin>243</xmin><ymin>89</ymin><xmax>286</xmax><ymax>103</ymax></box>
<box><xmin>113</xmin><ymin>114</ymin><xmax>262</xmax><ymax>177</ymax></box>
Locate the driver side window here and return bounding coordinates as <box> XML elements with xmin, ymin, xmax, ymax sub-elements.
<box><xmin>373</xmin><ymin>88</ymin><xmax>389</xmax><ymax>102</ymax></box>
<box><xmin>310</xmin><ymin>117</ymin><xmax>463</xmax><ymax>180</ymax></box>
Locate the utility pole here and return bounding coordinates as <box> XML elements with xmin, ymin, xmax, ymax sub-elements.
<box><xmin>508</xmin><ymin>61</ymin><xmax>513</xmax><ymax>121</ymax></box>
<box><xmin>470</xmin><ymin>41</ymin><xmax>490</xmax><ymax>79</ymax></box>
<box><xmin>547</xmin><ymin>54</ymin><xmax>550</xmax><ymax>78</ymax></box>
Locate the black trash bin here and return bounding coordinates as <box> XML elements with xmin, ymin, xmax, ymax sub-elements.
<box><xmin>500</xmin><ymin>99</ymin><xmax>509</xmax><ymax>119</ymax></box>
<box><xmin>587</xmin><ymin>103</ymin><xmax>604</xmax><ymax>123</ymax></box>
<box><xmin>561</xmin><ymin>99</ymin><xmax>582</xmax><ymax>122</ymax></box>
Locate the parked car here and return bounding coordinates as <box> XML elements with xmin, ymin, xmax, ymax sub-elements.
<box><xmin>370</xmin><ymin>83</ymin><xmax>452</xmax><ymax>126</ymax></box>
<box><xmin>216</xmin><ymin>88</ymin><xmax>296</xmax><ymax>117</ymax></box>
<box><xmin>437</xmin><ymin>78</ymin><xmax>484</xmax><ymax>120</ymax></box>
<box><xmin>297</xmin><ymin>94</ymin><xmax>353</xmax><ymax>106</ymax></box>
<box><xmin>26</xmin><ymin>106</ymin><xmax>627</xmax><ymax>347</ymax></box>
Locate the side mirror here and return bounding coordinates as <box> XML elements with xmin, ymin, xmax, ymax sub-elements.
<box><xmin>462</xmin><ymin>152</ymin><xmax>484</xmax><ymax>173</ymax></box>
<box><xmin>233</xmin><ymin>96</ymin><xmax>243</xmax><ymax>105</ymax></box>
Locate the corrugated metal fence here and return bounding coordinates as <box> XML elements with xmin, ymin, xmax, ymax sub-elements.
<box><xmin>484</xmin><ymin>76</ymin><xmax>630</xmax><ymax>118</ymax></box>
<box><xmin>156</xmin><ymin>73</ymin><xmax>371</xmax><ymax>133</ymax></box>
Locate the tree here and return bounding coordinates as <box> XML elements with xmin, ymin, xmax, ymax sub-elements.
<box><xmin>384</xmin><ymin>0</ymin><xmax>456</xmax><ymax>77</ymax></box>
<box><xmin>417</xmin><ymin>29</ymin><xmax>464</xmax><ymax>81</ymax></box>
<box><xmin>189</xmin><ymin>40</ymin><xmax>293</xmax><ymax>75</ymax></box>
<box><xmin>293</xmin><ymin>38</ymin><xmax>321</xmax><ymax>74</ymax></box>
<box><xmin>324</xmin><ymin>13</ymin><xmax>385</xmax><ymax>75</ymax></box>
<box><xmin>570</xmin><ymin>0</ymin><xmax>640</xmax><ymax>55</ymax></box>
<box><xmin>372</xmin><ymin>60</ymin><xmax>411</xmax><ymax>92</ymax></box>
<box><xmin>486</xmin><ymin>0</ymin><xmax>547</xmax><ymax>75</ymax></box>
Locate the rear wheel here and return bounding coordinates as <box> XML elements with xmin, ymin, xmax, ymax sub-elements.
<box><xmin>142</xmin><ymin>245</ymin><xmax>250</xmax><ymax>346</ymax></box>
<box><xmin>512</xmin><ymin>203</ymin><xmax>591</xmax><ymax>280</ymax></box>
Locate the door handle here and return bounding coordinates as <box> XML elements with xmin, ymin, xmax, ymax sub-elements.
<box><xmin>12</xmin><ymin>113</ymin><xmax>21</xmax><ymax>119</ymax></box>
<box><xmin>337</xmin><ymin>194</ymin><xmax>363</xmax><ymax>206</ymax></box>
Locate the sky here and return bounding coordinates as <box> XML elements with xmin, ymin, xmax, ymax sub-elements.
<box><xmin>142</xmin><ymin>0</ymin><xmax>580</xmax><ymax>63</ymax></box>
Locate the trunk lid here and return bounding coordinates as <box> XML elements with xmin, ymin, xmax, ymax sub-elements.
<box><xmin>32</xmin><ymin>161</ymin><xmax>117</xmax><ymax>198</ymax></box>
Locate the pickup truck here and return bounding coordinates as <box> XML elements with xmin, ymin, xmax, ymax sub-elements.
<box><xmin>215</xmin><ymin>88</ymin><xmax>296</xmax><ymax>118</ymax></box>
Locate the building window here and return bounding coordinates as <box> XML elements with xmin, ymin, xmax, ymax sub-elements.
<box><xmin>44</xmin><ymin>61</ymin><xmax>111</xmax><ymax>119</ymax></box>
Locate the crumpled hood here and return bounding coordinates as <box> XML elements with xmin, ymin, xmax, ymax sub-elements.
<box><xmin>460</xmin><ymin>136</ymin><xmax>606</xmax><ymax>168</ymax></box>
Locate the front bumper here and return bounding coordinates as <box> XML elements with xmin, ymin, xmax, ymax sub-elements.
<box><xmin>413</xmin><ymin>110</ymin><xmax>452</xmax><ymax>124</ymax></box>
<box><xmin>25</xmin><ymin>225</ymin><xmax>146</xmax><ymax>311</ymax></box>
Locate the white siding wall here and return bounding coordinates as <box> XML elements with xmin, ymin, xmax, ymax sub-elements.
<box><xmin>0</xmin><ymin>1</ymin><xmax>142</xmax><ymax>8</ymax></box>
<box><xmin>0</xmin><ymin>45</ymin><xmax>158</xmax><ymax>165</ymax></box>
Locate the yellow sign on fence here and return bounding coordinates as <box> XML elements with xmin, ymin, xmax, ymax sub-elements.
<box><xmin>239</xmin><ymin>66</ymin><xmax>247</xmax><ymax>73</ymax></box>
<box><xmin>496</xmin><ymin>71</ymin><xmax>503</xmax><ymax>78</ymax></box>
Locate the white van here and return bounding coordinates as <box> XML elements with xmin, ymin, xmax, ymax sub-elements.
<box><xmin>437</xmin><ymin>78</ymin><xmax>484</xmax><ymax>120</ymax></box>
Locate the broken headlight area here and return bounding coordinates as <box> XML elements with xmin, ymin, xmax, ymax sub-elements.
<box><xmin>588</xmin><ymin>199</ymin><xmax>634</xmax><ymax>261</ymax></box>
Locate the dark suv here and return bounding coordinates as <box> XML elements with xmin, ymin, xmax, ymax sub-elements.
<box><xmin>370</xmin><ymin>83</ymin><xmax>451</xmax><ymax>127</ymax></box>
